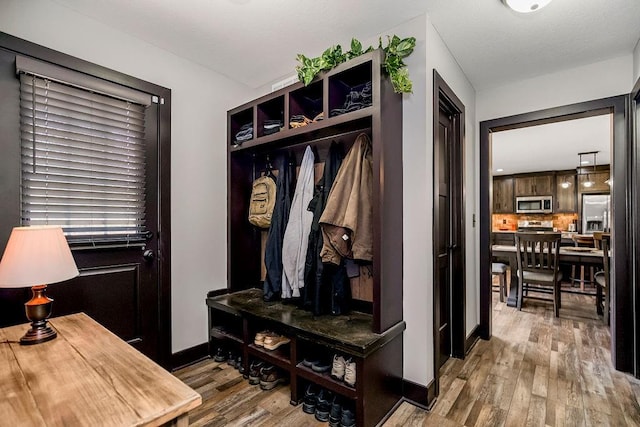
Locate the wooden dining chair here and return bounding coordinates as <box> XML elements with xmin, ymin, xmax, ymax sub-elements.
<box><xmin>593</xmin><ymin>233</ymin><xmax>611</xmax><ymax>325</ymax></box>
<box><xmin>492</xmin><ymin>262</ymin><xmax>508</xmax><ymax>302</ymax></box>
<box><xmin>571</xmin><ymin>234</ymin><xmax>595</xmax><ymax>291</ymax></box>
<box><xmin>515</xmin><ymin>232</ymin><xmax>563</xmax><ymax>317</ymax></box>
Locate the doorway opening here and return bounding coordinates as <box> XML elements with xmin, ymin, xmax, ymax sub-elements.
<box><xmin>479</xmin><ymin>96</ymin><xmax>634</xmax><ymax>374</ymax></box>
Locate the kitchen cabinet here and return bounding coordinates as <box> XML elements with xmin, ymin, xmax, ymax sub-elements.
<box><xmin>493</xmin><ymin>177</ymin><xmax>514</xmax><ymax>213</ymax></box>
<box><xmin>514</xmin><ymin>174</ymin><xmax>554</xmax><ymax>196</ymax></box>
<box><xmin>578</xmin><ymin>171</ymin><xmax>611</xmax><ymax>193</ymax></box>
<box><xmin>555</xmin><ymin>173</ymin><xmax>577</xmax><ymax>212</ymax></box>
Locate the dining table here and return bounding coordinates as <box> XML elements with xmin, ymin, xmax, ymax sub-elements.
<box><xmin>491</xmin><ymin>244</ymin><xmax>605</xmax><ymax>311</ymax></box>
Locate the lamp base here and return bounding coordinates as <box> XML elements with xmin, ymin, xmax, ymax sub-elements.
<box><xmin>20</xmin><ymin>284</ymin><xmax>57</xmax><ymax>345</ymax></box>
<box><xmin>20</xmin><ymin>320</ymin><xmax>57</xmax><ymax>345</ymax></box>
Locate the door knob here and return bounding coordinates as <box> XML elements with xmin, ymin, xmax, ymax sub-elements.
<box><xmin>143</xmin><ymin>249</ymin><xmax>155</xmax><ymax>261</ymax></box>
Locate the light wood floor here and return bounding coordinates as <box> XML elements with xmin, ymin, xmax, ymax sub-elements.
<box><xmin>174</xmin><ymin>292</ymin><xmax>640</xmax><ymax>426</ymax></box>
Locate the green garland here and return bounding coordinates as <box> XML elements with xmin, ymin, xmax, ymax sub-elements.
<box><xmin>295</xmin><ymin>36</ymin><xmax>416</xmax><ymax>94</ymax></box>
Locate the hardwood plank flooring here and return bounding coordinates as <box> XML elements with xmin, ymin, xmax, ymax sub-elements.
<box><xmin>174</xmin><ymin>291</ymin><xmax>640</xmax><ymax>426</ymax></box>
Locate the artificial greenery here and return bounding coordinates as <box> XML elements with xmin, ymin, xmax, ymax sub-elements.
<box><xmin>296</xmin><ymin>35</ymin><xmax>416</xmax><ymax>93</ymax></box>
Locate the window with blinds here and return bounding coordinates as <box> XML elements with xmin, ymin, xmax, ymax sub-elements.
<box><xmin>19</xmin><ymin>74</ymin><xmax>147</xmax><ymax>244</ymax></box>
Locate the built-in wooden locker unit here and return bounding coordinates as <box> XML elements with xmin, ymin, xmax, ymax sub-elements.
<box><xmin>207</xmin><ymin>49</ymin><xmax>406</xmax><ymax>426</ymax></box>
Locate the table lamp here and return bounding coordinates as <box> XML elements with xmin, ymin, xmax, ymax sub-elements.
<box><xmin>0</xmin><ymin>225</ymin><xmax>79</xmax><ymax>345</ymax></box>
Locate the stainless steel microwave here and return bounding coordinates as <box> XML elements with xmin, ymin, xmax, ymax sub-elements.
<box><xmin>516</xmin><ymin>196</ymin><xmax>553</xmax><ymax>213</ymax></box>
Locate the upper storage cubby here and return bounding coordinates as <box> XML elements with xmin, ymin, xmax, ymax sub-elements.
<box><xmin>328</xmin><ymin>61</ymin><xmax>372</xmax><ymax>118</ymax></box>
<box><xmin>288</xmin><ymin>81</ymin><xmax>323</xmax><ymax>128</ymax></box>
<box><xmin>229</xmin><ymin>107</ymin><xmax>254</xmax><ymax>147</ymax></box>
<box><xmin>256</xmin><ymin>95</ymin><xmax>285</xmax><ymax>138</ymax></box>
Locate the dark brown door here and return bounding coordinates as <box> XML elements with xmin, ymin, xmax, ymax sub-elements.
<box><xmin>0</xmin><ymin>45</ymin><xmax>164</xmax><ymax>363</ymax></box>
<box><xmin>48</xmin><ymin>105</ymin><xmax>160</xmax><ymax>361</ymax></box>
<box><xmin>434</xmin><ymin>109</ymin><xmax>453</xmax><ymax>370</ymax></box>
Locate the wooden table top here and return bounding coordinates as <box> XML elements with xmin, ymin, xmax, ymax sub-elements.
<box><xmin>0</xmin><ymin>313</ymin><xmax>201</xmax><ymax>427</ymax></box>
<box><xmin>492</xmin><ymin>244</ymin><xmax>605</xmax><ymax>258</ymax></box>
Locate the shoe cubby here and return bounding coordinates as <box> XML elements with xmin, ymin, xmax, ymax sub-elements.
<box><xmin>246</xmin><ymin>321</ymin><xmax>293</xmax><ymax>369</ymax></box>
<box><xmin>209</xmin><ymin>309</ymin><xmax>243</xmax><ymax>344</ymax></box>
<box><xmin>256</xmin><ymin>95</ymin><xmax>284</xmax><ymax>138</ymax></box>
<box><xmin>288</xmin><ymin>81</ymin><xmax>323</xmax><ymax>128</ymax></box>
<box><xmin>328</xmin><ymin>61</ymin><xmax>372</xmax><ymax>118</ymax></box>
<box><xmin>229</xmin><ymin>107</ymin><xmax>254</xmax><ymax>146</ymax></box>
<box><xmin>295</xmin><ymin>339</ymin><xmax>358</xmax><ymax>399</ymax></box>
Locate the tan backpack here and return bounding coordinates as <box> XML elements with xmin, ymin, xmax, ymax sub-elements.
<box><xmin>248</xmin><ymin>175</ymin><xmax>276</xmax><ymax>228</ymax></box>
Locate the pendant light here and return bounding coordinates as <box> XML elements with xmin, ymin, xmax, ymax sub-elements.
<box><xmin>503</xmin><ymin>0</ymin><xmax>553</xmax><ymax>13</ymax></box>
<box><xmin>578</xmin><ymin>151</ymin><xmax>597</xmax><ymax>188</ymax></box>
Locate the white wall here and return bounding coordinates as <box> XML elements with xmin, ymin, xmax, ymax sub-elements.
<box><xmin>254</xmin><ymin>14</ymin><xmax>479</xmax><ymax>387</ymax></box>
<box><xmin>363</xmin><ymin>15</ymin><xmax>477</xmax><ymax>386</ymax></box>
<box><xmin>477</xmin><ymin>55</ymin><xmax>633</xmax><ymax>122</ymax></box>
<box><xmin>0</xmin><ymin>0</ymin><xmax>254</xmax><ymax>353</ymax></box>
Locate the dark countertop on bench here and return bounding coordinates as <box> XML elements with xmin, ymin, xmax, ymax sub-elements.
<box><xmin>206</xmin><ymin>288</ymin><xmax>405</xmax><ymax>357</ymax></box>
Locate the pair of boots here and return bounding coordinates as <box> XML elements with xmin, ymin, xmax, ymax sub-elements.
<box><xmin>248</xmin><ymin>360</ymin><xmax>287</xmax><ymax>390</ymax></box>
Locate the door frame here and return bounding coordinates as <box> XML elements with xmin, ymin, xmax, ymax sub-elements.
<box><xmin>432</xmin><ymin>70</ymin><xmax>466</xmax><ymax>395</ymax></box>
<box><xmin>479</xmin><ymin>95</ymin><xmax>635</xmax><ymax>374</ymax></box>
<box><xmin>631</xmin><ymin>76</ymin><xmax>640</xmax><ymax>376</ymax></box>
<box><xmin>0</xmin><ymin>32</ymin><xmax>173</xmax><ymax>368</ymax></box>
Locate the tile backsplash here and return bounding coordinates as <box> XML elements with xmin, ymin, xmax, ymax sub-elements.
<box><xmin>492</xmin><ymin>213</ymin><xmax>578</xmax><ymax>231</ymax></box>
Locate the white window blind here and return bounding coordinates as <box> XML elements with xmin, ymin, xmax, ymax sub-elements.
<box><xmin>19</xmin><ymin>74</ymin><xmax>148</xmax><ymax>244</ymax></box>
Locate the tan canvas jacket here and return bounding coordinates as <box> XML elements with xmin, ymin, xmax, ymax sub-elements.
<box><xmin>319</xmin><ymin>133</ymin><xmax>373</xmax><ymax>264</ymax></box>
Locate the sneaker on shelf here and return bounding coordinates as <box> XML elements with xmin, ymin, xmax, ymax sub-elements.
<box><xmin>248</xmin><ymin>360</ymin><xmax>265</xmax><ymax>385</ymax></box>
<box><xmin>263</xmin><ymin>334</ymin><xmax>291</xmax><ymax>351</ymax></box>
<box><xmin>259</xmin><ymin>365</ymin><xmax>287</xmax><ymax>390</ymax></box>
<box><xmin>344</xmin><ymin>359</ymin><xmax>356</xmax><ymax>387</ymax></box>
<box><xmin>311</xmin><ymin>360</ymin><xmax>331</xmax><ymax>373</ymax></box>
<box><xmin>213</xmin><ymin>347</ymin><xmax>226</xmax><ymax>362</ymax></box>
<box><xmin>302</xmin><ymin>383</ymin><xmax>320</xmax><ymax>414</ymax></box>
<box><xmin>254</xmin><ymin>330</ymin><xmax>273</xmax><ymax>347</ymax></box>
<box><xmin>331</xmin><ymin>354</ymin><xmax>346</xmax><ymax>380</ymax></box>
<box><xmin>340</xmin><ymin>403</ymin><xmax>356</xmax><ymax>427</ymax></box>
<box><xmin>328</xmin><ymin>395</ymin><xmax>343</xmax><ymax>427</ymax></box>
<box><xmin>314</xmin><ymin>388</ymin><xmax>334</xmax><ymax>422</ymax></box>
<box><xmin>302</xmin><ymin>357</ymin><xmax>320</xmax><ymax>368</ymax></box>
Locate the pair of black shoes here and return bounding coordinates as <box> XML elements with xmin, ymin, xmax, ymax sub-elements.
<box><xmin>302</xmin><ymin>384</ymin><xmax>355</xmax><ymax>426</ymax></box>
<box><xmin>301</xmin><ymin>357</ymin><xmax>331</xmax><ymax>373</ymax></box>
<box><xmin>302</xmin><ymin>384</ymin><xmax>332</xmax><ymax>422</ymax></box>
<box><xmin>331</xmin><ymin>399</ymin><xmax>355</xmax><ymax>427</ymax></box>
<box><xmin>227</xmin><ymin>352</ymin><xmax>244</xmax><ymax>375</ymax></box>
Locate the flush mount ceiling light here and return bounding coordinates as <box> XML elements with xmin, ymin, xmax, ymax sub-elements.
<box><xmin>503</xmin><ymin>0</ymin><xmax>553</xmax><ymax>13</ymax></box>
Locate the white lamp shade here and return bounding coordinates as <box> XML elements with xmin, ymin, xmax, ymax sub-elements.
<box><xmin>0</xmin><ymin>226</ymin><xmax>79</xmax><ymax>288</ymax></box>
<box><xmin>504</xmin><ymin>0</ymin><xmax>553</xmax><ymax>13</ymax></box>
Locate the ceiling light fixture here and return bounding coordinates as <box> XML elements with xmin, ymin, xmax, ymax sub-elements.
<box><xmin>496</xmin><ymin>168</ymin><xmax>504</xmax><ymax>172</ymax></box>
<box><xmin>503</xmin><ymin>0</ymin><xmax>553</xmax><ymax>13</ymax></box>
<box><xmin>578</xmin><ymin>151</ymin><xmax>598</xmax><ymax>188</ymax></box>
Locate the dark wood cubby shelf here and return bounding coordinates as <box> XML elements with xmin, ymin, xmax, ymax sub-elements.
<box><xmin>218</xmin><ymin>49</ymin><xmax>405</xmax><ymax>427</ymax></box>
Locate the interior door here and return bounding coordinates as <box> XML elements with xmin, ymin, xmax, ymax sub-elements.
<box><xmin>0</xmin><ymin>45</ymin><xmax>163</xmax><ymax>363</ymax></box>
<box><xmin>632</xmin><ymin>78</ymin><xmax>640</xmax><ymax>377</ymax></box>
<box><xmin>434</xmin><ymin>109</ymin><xmax>453</xmax><ymax>370</ymax></box>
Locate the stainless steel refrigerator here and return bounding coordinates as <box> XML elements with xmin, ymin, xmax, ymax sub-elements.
<box><xmin>581</xmin><ymin>194</ymin><xmax>611</xmax><ymax>234</ymax></box>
